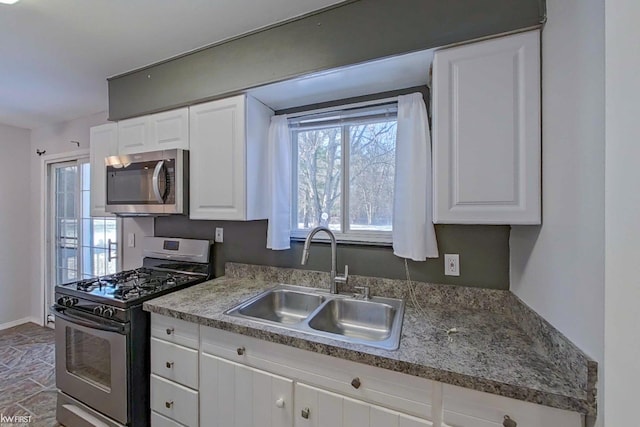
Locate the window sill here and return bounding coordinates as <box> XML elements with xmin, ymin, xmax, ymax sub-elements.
<box><xmin>290</xmin><ymin>232</ymin><xmax>392</xmax><ymax>247</ymax></box>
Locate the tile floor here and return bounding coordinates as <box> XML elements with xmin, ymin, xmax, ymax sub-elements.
<box><xmin>0</xmin><ymin>322</ymin><xmax>59</xmax><ymax>426</ymax></box>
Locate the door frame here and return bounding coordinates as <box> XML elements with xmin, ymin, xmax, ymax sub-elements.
<box><xmin>40</xmin><ymin>150</ymin><xmax>87</xmax><ymax>326</ymax></box>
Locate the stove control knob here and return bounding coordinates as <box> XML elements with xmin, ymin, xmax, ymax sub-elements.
<box><xmin>93</xmin><ymin>306</ymin><xmax>104</xmax><ymax>315</ymax></box>
<box><xmin>71</xmin><ymin>298</ymin><xmax>79</xmax><ymax>306</ymax></box>
<box><xmin>63</xmin><ymin>297</ymin><xmax>74</xmax><ymax>307</ymax></box>
<box><xmin>103</xmin><ymin>307</ymin><xmax>115</xmax><ymax>318</ymax></box>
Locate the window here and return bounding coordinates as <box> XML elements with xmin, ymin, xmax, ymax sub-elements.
<box><xmin>290</xmin><ymin>104</ymin><xmax>397</xmax><ymax>243</ymax></box>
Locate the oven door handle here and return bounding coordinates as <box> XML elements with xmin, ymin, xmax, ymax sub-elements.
<box><xmin>53</xmin><ymin>306</ymin><xmax>128</xmax><ymax>334</ymax></box>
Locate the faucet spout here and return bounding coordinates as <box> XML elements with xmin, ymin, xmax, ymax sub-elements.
<box><xmin>301</xmin><ymin>226</ymin><xmax>347</xmax><ymax>294</ymax></box>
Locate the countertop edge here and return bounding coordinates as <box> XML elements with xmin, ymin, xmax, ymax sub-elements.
<box><xmin>143</xmin><ymin>301</ymin><xmax>594</xmax><ymax>416</ymax></box>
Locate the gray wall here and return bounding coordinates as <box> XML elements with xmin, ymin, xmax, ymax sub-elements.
<box><xmin>108</xmin><ymin>0</ymin><xmax>544</xmax><ymax>120</ymax></box>
<box><xmin>155</xmin><ymin>217</ymin><xmax>510</xmax><ymax>290</ymax></box>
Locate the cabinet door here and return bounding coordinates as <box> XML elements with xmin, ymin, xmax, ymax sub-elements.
<box><xmin>149</xmin><ymin>108</ymin><xmax>189</xmax><ymax>151</ymax></box>
<box><xmin>432</xmin><ymin>30</ymin><xmax>541</xmax><ymax>224</ymax></box>
<box><xmin>200</xmin><ymin>352</ymin><xmax>293</xmax><ymax>427</ymax></box>
<box><xmin>442</xmin><ymin>384</ymin><xmax>582</xmax><ymax>427</ymax></box>
<box><xmin>189</xmin><ymin>96</ymin><xmax>247</xmax><ymax>220</ymax></box>
<box><xmin>89</xmin><ymin>123</ymin><xmax>118</xmax><ymax>217</ymax></box>
<box><xmin>294</xmin><ymin>383</ymin><xmax>432</xmax><ymax>427</ymax></box>
<box><xmin>118</xmin><ymin>116</ymin><xmax>148</xmax><ymax>154</ymax></box>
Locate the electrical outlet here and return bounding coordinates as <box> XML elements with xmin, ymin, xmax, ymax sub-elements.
<box><xmin>215</xmin><ymin>227</ymin><xmax>224</xmax><ymax>243</ymax></box>
<box><xmin>444</xmin><ymin>254</ymin><xmax>460</xmax><ymax>276</ymax></box>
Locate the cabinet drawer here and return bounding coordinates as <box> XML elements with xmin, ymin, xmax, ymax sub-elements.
<box><xmin>151</xmin><ymin>374</ymin><xmax>199</xmax><ymax>427</ymax></box>
<box><xmin>151</xmin><ymin>337</ymin><xmax>198</xmax><ymax>389</ymax></box>
<box><xmin>294</xmin><ymin>382</ymin><xmax>432</xmax><ymax>427</ymax></box>
<box><xmin>152</xmin><ymin>410</ymin><xmax>187</xmax><ymax>427</ymax></box>
<box><xmin>442</xmin><ymin>384</ymin><xmax>583</xmax><ymax>427</ymax></box>
<box><xmin>151</xmin><ymin>314</ymin><xmax>199</xmax><ymax>349</ymax></box>
<box><xmin>201</xmin><ymin>326</ymin><xmax>433</xmax><ymax>420</ymax></box>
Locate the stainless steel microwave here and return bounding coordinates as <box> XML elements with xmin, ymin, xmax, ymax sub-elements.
<box><xmin>105</xmin><ymin>149</ymin><xmax>188</xmax><ymax>215</ymax></box>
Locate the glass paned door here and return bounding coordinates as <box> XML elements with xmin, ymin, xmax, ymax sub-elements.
<box><xmin>48</xmin><ymin>158</ymin><xmax>119</xmax><ymax>314</ymax></box>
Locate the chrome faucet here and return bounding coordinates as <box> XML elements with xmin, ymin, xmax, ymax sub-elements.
<box><xmin>301</xmin><ymin>226</ymin><xmax>348</xmax><ymax>294</ymax></box>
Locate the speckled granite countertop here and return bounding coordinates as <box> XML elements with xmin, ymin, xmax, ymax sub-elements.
<box><xmin>143</xmin><ymin>263</ymin><xmax>597</xmax><ymax>416</ymax></box>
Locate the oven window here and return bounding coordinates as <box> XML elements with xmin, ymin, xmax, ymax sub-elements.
<box><xmin>66</xmin><ymin>327</ymin><xmax>112</xmax><ymax>390</ymax></box>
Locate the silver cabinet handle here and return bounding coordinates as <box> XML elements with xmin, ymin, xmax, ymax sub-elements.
<box><xmin>166</xmin><ymin>327</ymin><xmax>174</xmax><ymax>335</ymax></box>
<box><xmin>152</xmin><ymin>160</ymin><xmax>167</xmax><ymax>203</ymax></box>
<box><xmin>237</xmin><ymin>347</ymin><xmax>245</xmax><ymax>356</ymax></box>
<box><xmin>503</xmin><ymin>415</ymin><xmax>517</xmax><ymax>427</ymax></box>
<box><xmin>166</xmin><ymin>361</ymin><xmax>174</xmax><ymax>369</ymax></box>
<box><xmin>275</xmin><ymin>398</ymin><xmax>285</xmax><ymax>408</ymax></box>
<box><xmin>301</xmin><ymin>407</ymin><xmax>310</xmax><ymax>419</ymax></box>
<box><xmin>165</xmin><ymin>401</ymin><xmax>174</xmax><ymax>409</ymax></box>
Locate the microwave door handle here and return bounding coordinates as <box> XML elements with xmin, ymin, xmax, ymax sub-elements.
<box><xmin>152</xmin><ymin>160</ymin><xmax>166</xmax><ymax>204</ymax></box>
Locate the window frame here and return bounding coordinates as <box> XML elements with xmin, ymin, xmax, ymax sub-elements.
<box><xmin>289</xmin><ymin>103</ymin><xmax>398</xmax><ymax>245</ymax></box>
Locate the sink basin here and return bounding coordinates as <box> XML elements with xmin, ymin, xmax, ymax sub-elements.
<box><xmin>226</xmin><ymin>287</ymin><xmax>325</xmax><ymax>325</ymax></box>
<box><xmin>307</xmin><ymin>298</ymin><xmax>395</xmax><ymax>341</ymax></box>
<box><xmin>225</xmin><ymin>284</ymin><xmax>405</xmax><ymax>350</ymax></box>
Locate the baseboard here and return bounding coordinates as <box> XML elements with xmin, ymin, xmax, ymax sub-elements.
<box><xmin>0</xmin><ymin>316</ymin><xmax>42</xmax><ymax>331</ymax></box>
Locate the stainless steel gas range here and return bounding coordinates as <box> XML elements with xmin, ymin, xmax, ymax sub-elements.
<box><xmin>53</xmin><ymin>237</ymin><xmax>212</xmax><ymax>427</ymax></box>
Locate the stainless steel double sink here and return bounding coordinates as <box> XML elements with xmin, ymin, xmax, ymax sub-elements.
<box><xmin>225</xmin><ymin>284</ymin><xmax>405</xmax><ymax>350</ymax></box>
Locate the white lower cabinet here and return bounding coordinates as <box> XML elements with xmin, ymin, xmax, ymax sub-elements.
<box><xmin>441</xmin><ymin>384</ymin><xmax>583</xmax><ymax>427</ymax></box>
<box><xmin>151</xmin><ymin>314</ymin><xmax>584</xmax><ymax>427</ymax></box>
<box><xmin>151</xmin><ymin>315</ymin><xmax>200</xmax><ymax>427</ymax></box>
<box><xmin>199</xmin><ymin>326</ymin><xmax>434</xmax><ymax>427</ymax></box>
<box><xmin>294</xmin><ymin>382</ymin><xmax>432</xmax><ymax>427</ymax></box>
<box><xmin>200</xmin><ymin>352</ymin><xmax>293</xmax><ymax>427</ymax></box>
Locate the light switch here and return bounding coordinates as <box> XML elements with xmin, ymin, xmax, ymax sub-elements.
<box><xmin>127</xmin><ymin>233</ymin><xmax>135</xmax><ymax>248</ymax></box>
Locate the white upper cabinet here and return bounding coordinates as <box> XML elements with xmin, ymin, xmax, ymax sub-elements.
<box><xmin>89</xmin><ymin>123</ymin><xmax>118</xmax><ymax>217</ymax></box>
<box><xmin>117</xmin><ymin>116</ymin><xmax>147</xmax><ymax>154</ymax></box>
<box><xmin>118</xmin><ymin>107</ymin><xmax>189</xmax><ymax>154</ymax></box>
<box><xmin>189</xmin><ymin>95</ymin><xmax>273</xmax><ymax>221</ymax></box>
<box><xmin>432</xmin><ymin>30</ymin><xmax>541</xmax><ymax>224</ymax></box>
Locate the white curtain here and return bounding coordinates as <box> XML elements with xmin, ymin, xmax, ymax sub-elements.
<box><xmin>392</xmin><ymin>93</ymin><xmax>439</xmax><ymax>261</ymax></box>
<box><xmin>266</xmin><ymin>115</ymin><xmax>292</xmax><ymax>250</ymax></box>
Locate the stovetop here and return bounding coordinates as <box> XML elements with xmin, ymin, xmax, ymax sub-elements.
<box><xmin>54</xmin><ymin>237</ymin><xmax>212</xmax><ymax>321</ymax></box>
<box><xmin>62</xmin><ymin>267</ymin><xmax>199</xmax><ymax>302</ymax></box>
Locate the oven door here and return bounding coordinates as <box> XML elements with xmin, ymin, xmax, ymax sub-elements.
<box><xmin>55</xmin><ymin>306</ymin><xmax>129</xmax><ymax>425</ymax></box>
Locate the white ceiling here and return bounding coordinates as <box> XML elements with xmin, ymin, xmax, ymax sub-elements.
<box><xmin>0</xmin><ymin>0</ymin><xmax>345</xmax><ymax>130</ymax></box>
